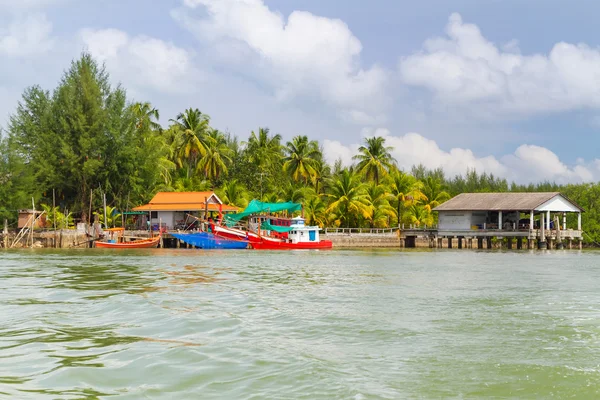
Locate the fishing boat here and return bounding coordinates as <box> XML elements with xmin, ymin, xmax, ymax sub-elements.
<box><xmin>216</xmin><ymin>200</ymin><xmax>333</xmax><ymax>250</ymax></box>
<box><xmin>94</xmin><ymin>228</ymin><xmax>161</xmax><ymax>249</ymax></box>
<box><xmin>171</xmin><ymin>232</ymin><xmax>248</xmax><ymax>250</ymax></box>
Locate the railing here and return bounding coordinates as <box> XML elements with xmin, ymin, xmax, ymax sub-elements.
<box><xmin>323</xmin><ymin>227</ymin><xmax>399</xmax><ymax>235</ymax></box>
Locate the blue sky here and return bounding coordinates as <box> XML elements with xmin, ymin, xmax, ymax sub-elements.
<box><xmin>2</xmin><ymin>0</ymin><xmax>600</xmax><ymax>183</ymax></box>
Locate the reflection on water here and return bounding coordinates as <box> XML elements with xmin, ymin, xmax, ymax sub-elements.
<box><xmin>1</xmin><ymin>249</ymin><xmax>600</xmax><ymax>398</ymax></box>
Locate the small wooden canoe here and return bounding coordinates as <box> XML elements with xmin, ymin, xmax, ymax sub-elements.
<box><xmin>95</xmin><ymin>236</ymin><xmax>160</xmax><ymax>249</ymax></box>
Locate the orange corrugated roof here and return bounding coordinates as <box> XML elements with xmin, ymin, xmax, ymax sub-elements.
<box><xmin>132</xmin><ymin>191</ymin><xmax>241</xmax><ymax>212</ymax></box>
<box><xmin>133</xmin><ymin>202</ymin><xmax>238</xmax><ymax>212</ymax></box>
<box><xmin>148</xmin><ymin>192</ymin><xmax>219</xmax><ymax>205</ymax></box>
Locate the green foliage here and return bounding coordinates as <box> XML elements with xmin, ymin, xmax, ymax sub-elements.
<box><xmin>93</xmin><ymin>205</ymin><xmax>122</xmax><ymax>228</ymax></box>
<box><xmin>2</xmin><ymin>52</ymin><xmax>600</xmax><ymax>244</ymax></box>
<box><xmin>40</xmin><ymin>204</ymin><xmax>74</xmax><ymax>229</ymax></box>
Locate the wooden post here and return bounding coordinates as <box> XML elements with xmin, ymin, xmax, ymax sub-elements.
<box><xmin>477</xmin><ymin>237</ymin><xmax>483</xmax><ymax>249</ymax></box>
<box><xmin>88</xmin><ymin>189</ymin><xmax>93</xmax><ymax>226</ymax></box>
<box><xmin>103</xmin><ymin>192</ymin><xmax>108</xmax><ymax>229</ymax></box>
<box><xmin>53</xmin><ymin>189</ymin><xmax>57</xmax><ymax>248</ymax></box>
<box><xmin>517</xmin><ymin>237</ymin><xmax>522</xmax><ymax>250</ymax></box>
<box><xmin>578</xmin><ymin>213</ymin><xmax>582</xmax><ymax>231</ymax></box>
<box><xmin>486</xmin><ymin>237</ymin><xmax>492</xmax><ymax>249</ymax></box>
<box><xmin>447</xmin><ymin>237</ymin><xmax>453</xmax><ymax>249</ymax></box>
<box><xmin>457</xmin><ymin>237</ymin><xmax>463</xmax><ymax>249</ymax></box>
<box><xmin>507</xmin><ymin>237</ymin><xmax>513</xmax><ymax>250</ymax></box>
<box><xmin>563</xmin><ymin>213</ymin><xmax>567</xmax><ymax>231</ymax></box>
<box><xmin>3</xmin><ymin>219</ymin><xmax>7</xmax><ymax>249</ymax></box>
<box><xmin>498</xmin><ymin>211</ymin><xmax>503</xmax><ymax>230</ymax></box>
<box><xmin>30</xmin><ymin>197</ymin><xmax>35</xmax><ymax>248</ymax></box>
<box><xmin>204</xmin><ymin>196</ymin><xmax>208</xmax><ymax>222</ymax></box>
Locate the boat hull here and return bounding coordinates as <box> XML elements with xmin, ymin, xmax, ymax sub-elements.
<box><xmin>250</xmin><ymin>240</ymin><xmax>333</xmax><ymax>250</ymax></box>
<box><xmin>95</xmin><ymin>237</ymin><xmax>160</xmax><ymax>248</ymax></box>
<box><xmin>172</xmin><ymin>232</ymin><xmax>248</xmax><ymax>249</ymax></box>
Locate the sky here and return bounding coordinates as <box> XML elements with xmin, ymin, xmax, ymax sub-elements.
<box><xmin>2</xmin><ymin>0</ymin><xmax>600</xmax><ymax>184</ymax></box>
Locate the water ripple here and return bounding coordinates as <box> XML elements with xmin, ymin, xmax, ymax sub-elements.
<box><xmin>1</xmin><ymin>249</ymin><xmax>600</xmax><ymax>398</ymax></box>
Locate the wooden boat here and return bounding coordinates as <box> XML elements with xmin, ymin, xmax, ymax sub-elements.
<box><xmin>94</xmin><ymin>228</ymin><xmax>160</xmax><ymax>249</ymax></box>
<box><xmin>217</xmin><ymin>200</ymin><xmax>333</xmax><ymax>250</ymax></box>
<box><xmin>171</xmin><ymin>232</ymin><xmax>248</xmax><ymax>249</ymax></box>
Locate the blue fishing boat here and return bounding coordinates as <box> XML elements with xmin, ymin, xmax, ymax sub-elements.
<box><xmin>171</xmin><ymin>232</ymin><xmax>248</xmax><ymax>250</ymax></box>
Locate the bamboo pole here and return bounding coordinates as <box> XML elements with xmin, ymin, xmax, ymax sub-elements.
<box><xmin>3</xmin><ymin>219</ymin><xmax>7</xmax><ymax>249</ymax></box>
<box><xmin>53</xmin><ymin>189</ymin><xmax>57</xmax><ymax>248</ymax></box>
<box><xmin>103</xmin><ymin>192</ymin><xmax>108</xmax><ymax>229</ymax></box>
<box><xmin>30</xmin><ymin>197</ymin><xmax>35</xmax><ymax>248</ymax></box>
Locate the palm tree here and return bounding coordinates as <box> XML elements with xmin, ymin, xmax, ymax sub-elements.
<box><xmin>326</xmin><ymin>169</ymin><xmax>372</xmax><ymax>228</ymax></box>
<box><xmin>422</xmin><ymin>175</ymin><xmax>451</xmax><ymax>212</ymax></box>
<box><xmin>365</xmin><ymin>182</ymin><xmax>395</xmax><ymax>228</ymax></box>
<box><xmin>244</xmin><ymin>127</ymin><xmax>282</xmax><ymax>170</ymax></box>
<box><xmin>170</xmin><ymin>108</ymin><xmax>210</xmax><ymax>177</ymax></box>
<box><xmin>172</xmin><ymin>169</ymin><xmax>211</xmax><ymax>192</ymax></box>
<box><xmin>197</xmin><ymin>129</ymin><xmax>232</xmax><ymax>181</ymax></box>
<box><xmin>353</xmin><ymin>136</ymin><xmax>397</xmax><ymax>184</ymax></box>
<box><xmin>304</xmin><ymin>193</ymin><xmax>327</xmax><ymax>227</ymax></box>
<box><xmin>282</xmin><ymin>135</ymin><xmax>321</xmax><ymax>184</ymax></box>
<box><xmin>131</xmin><ymin>102</ymin><xmax>161</xmax><ymax>132</ymax></box>
<box><xmin>387</xmin><ymin>169</ymin><xmax>426</xmax><ymax>226</ymax></box>
<box><xmin>405</xmin><ymin>204</ymin><xmax>433</xmax><ymax>227</ymax></box>
<box><xmin>278</xmin><ymin>182</ymin><xmax>310</xmax><ymax>204</ymax></box>
<box><xmin>313</xmin><ymin>158</ymin><xmax>330</xmax><ymax>194</ymax></box>
<box><xmin>218</xmin><ymin>179</ymin><xmax>248</xmax><ymax>208</ymax></box>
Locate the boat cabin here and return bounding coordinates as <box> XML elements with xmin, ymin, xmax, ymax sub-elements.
<box><xmin>287</xmin><ymin>217</ymin><xmax>321</xmax><ymax>244</ymax></box>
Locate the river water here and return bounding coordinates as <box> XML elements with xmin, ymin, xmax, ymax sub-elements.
<box><xmin>1</xmin><ymin>249</ymin><xmax>599</xmax><ymax>399</ymax></box>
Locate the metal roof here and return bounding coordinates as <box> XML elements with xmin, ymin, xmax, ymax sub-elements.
<box><xmin>433</xmin><ymin>192</ymin><xmax>584</xmax><ymax>212</ymax></box>
<box><xmin>132</xmin><ymin>191</ymin><xmax>239</xmax><ymax>212</ymax></box>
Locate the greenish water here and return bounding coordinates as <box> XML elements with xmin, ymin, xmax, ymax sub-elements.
<box><xmin>1</xmin><ymin>249</ymin><xmax>600</xmax><ymax>399</ymax></box>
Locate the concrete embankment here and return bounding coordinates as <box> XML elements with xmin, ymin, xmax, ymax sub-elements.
<box><xmin>1</xmin><ymin>230</ymin><xmax>90</xmax><ymax>249</ymax></box>
<box><xmin>323</xmin><ymin>234</ymin><xmax>420</xmax><ymax>248</ymax></box>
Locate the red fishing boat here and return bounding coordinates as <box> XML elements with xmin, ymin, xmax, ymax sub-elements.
<box><xmin>215</xmin><ymin>200</ymin><xmax>333</xmax><ymax>250</ymax></box>
<box><xmin>94</xmin><ymin>228</ymin><xmax>161</xmax><ymax>249</ymax></box>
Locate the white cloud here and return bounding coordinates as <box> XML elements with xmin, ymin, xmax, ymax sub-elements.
<box><xmin>399</xmin><ymin>13</ymin><xmax>600</xmax><ymax>117</ymax></box>
<box><xmin>175</xmin><ymin>0</ymin><xmax>389</xmax><ymax>123</ymax></box>
<box><xmin>324</xmin><ymin>129</ymin><xmax>600</xmax><ymax>184</ymax></box>
<box><xmin>80</xmin><ymin>28</ymin><xmax>200</xmax><ymax>95</ymax></box>
<box><xmin>0</xmin><ymin>13</ymin><xmax>54</xmax><ymax>57</ymax></box>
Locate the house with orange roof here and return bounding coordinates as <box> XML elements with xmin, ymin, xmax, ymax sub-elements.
<box><xmin>132</xmin><ymin>192</ymin><xmax>238</xmax><ymax>230</ymax></box>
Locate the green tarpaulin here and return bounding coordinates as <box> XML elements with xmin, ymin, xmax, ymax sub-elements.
<box><xmin>224</xmin><ymin>200</ymin><xmax>301</xmax><ymax>227</ymax></box>
<box><xmin>260</xmin><ymin>221</ymin><xmax>293</xmax><ymax>233</ymax></box>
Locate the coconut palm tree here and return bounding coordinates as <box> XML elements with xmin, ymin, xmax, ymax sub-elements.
<box><xmin>277</xmin><ymin>182</ymin><xmax>310</xmax><ymax>204</ymax></box>
<box><xmin>326</xmin><ymin>169</ymin><xmax>372</xmax><ymax>228</ymax></box>
<box><xmin>405</xmin><ymin>204</ymin><xmax>434</xmax><ymax>227</ymax></box>
<box><xmin>422</xmin><ymin>175</ymin><xmax>451</xmax><ymax>212</ymax></box>
<box><xmin>282</xmin><ymin>135</ymin><xmax>320</xmax><ymax>184</ymax></box>
<box><xmin>387</xmin><ymin>169</ymin><xmax>426</xmax><ymax>226</ymax></box>
<box><xmin>353</xmin><ymin>136</ymin><xmax>397</xmax><ymax>184</ymax></box>
<box><xmin>131</xmin><ymin>102</ymin><xmax>161</xmax><ymax>132</ymax></box>
<box><xmin>218</xmin><ymin>179</ymin><xmax>248</xmax><ymax>208</ymax></box>
<box><xmin>312</xmin><ymin>158</ymin><xmax>330</xmax><ymax>194</ymax></box>
<box><xmin>197</xmin><ymin>129</ymin><xmax>233</xmax><ymax>181</ymax></box>
<box><xmin>304</xmin><ymin>193</ymin><xmax>327</xmax><ymax>227</ymax></box>
<box><xmin>170</xmin><ymin>108</ymin><xmax>210</xmax><ymax>177</ymax></box>
<box><xmin>245</xmin><ymin>127</ymin><xmax>282</xmax><ymax>170</ymax></box>
<box><xmin>365</xmin><ymin>182</ymin><xmax>395</xmax><ymax>228</ymax></box>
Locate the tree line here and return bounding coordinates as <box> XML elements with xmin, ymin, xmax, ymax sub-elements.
<box><xmin>1</xmin><ymin>53</ymin><xmax>599</xmax><ymax>242</ymax></box>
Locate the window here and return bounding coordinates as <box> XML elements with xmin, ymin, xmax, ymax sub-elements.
<box><xmin>151</xmin><ymin>211</ymin><xmax>158</xmax><ymax>219</ymax></box>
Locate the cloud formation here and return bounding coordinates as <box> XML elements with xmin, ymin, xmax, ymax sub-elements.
<box><xmin>400</xmin><ymin>13</ymin><xmax>600</xmax><ymax>117</ymax></box>
<box><xmin>0</xmin><ymin>13</ymin><xmax>54</xmax><ymax>57</ymax></box>
<box><xmin>176</xmin><ymin>0</ymin><xmax>389</xmax><ymax>124</ymax></box>
<box><xmin>80</xmin><ymin>28</ymin><xmax>200</xmax><ymax>95</ymax></box>
<box><xmin>324</xmin><ymin>129</ymin><xmax>600</xmax><ymax>184</ymax></box>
